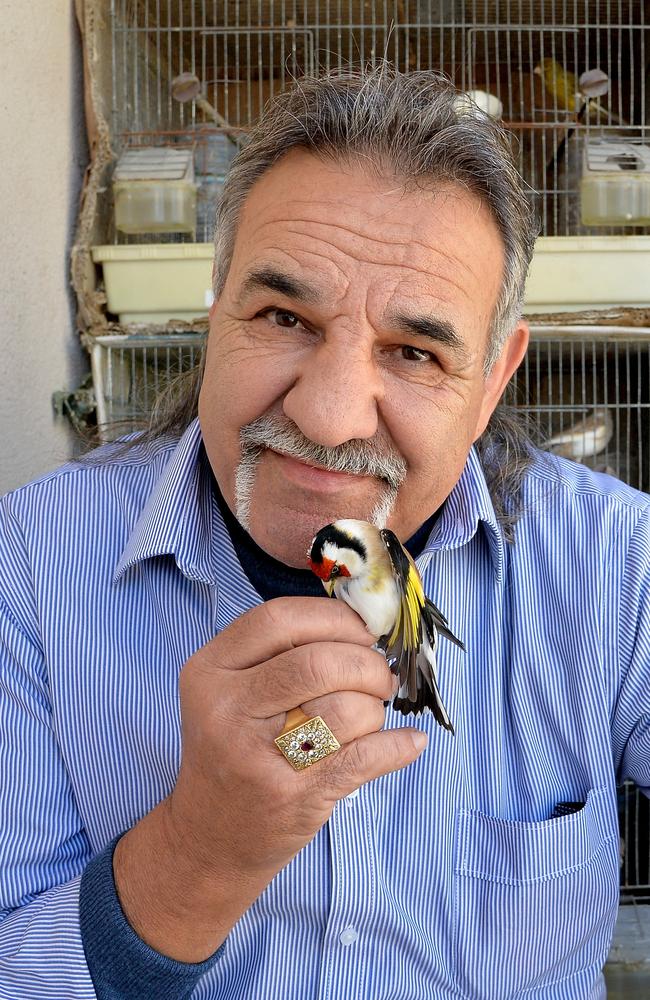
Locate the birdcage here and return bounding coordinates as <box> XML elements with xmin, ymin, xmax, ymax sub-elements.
<box><xmin>89</xmin><ymin>331</ymin><xmax>205</xmax><ymax>429</ymax></box>
<box><xmin>100</xmin><ymin>0</ymin><xmax>648</xmax><ymax>245</ymax></box>
<box><xmin>75</xmin><ymin>0</ymin><xmax>650</xmax><ymax>934</ymax></box>
<box><xmin>512</xmin><ymin>326</ymin><xmax>650</xmax><ymax>492</ymax></box>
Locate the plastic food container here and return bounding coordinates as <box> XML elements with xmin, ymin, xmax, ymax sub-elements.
<box><xmin>524</xmin><ymin>236</ymin><xmax>650</xmax><ymax>313</ymax></box>
<box><xmin>580</xmin><ymin>138</ymin><xmax>650</xmax><ymax>227</ymax></box>
<box><xmin>113</xmin><ymin>147</ymin><xmax>197</xmax><ymax>235</ymax></box>
<box><xmin>91</xmin><ymin>244</ymin><xmax>213</xmax><ymax>323</ymax></box>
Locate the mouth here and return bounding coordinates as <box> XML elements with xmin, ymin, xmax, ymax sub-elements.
<box><xmin>267</xmin><ymin>449</ymin><xmax>375</xmax><ymax>493</ymax></box>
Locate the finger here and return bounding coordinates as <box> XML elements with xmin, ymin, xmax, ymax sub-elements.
<box><xmin>209</xmin><ymin>597</ymin><xmax>376</xmax><ymax>671</ymax></box>
<box><xmin>294</xmin><ymin>691</ymin><xmax>387</xmax><ymax>746</ymax></box>
<box><xmin>248</xmin><ymin>642</ymin><xmax>393</xmax><ymax>717</ymax></box>
<box><xmin>313</xmin><ymin>727</ymin><xmax>428</xmax><ymax>799</ymax></box>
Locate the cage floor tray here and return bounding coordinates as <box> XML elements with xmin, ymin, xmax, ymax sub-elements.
<box><xmin>524</xmin><ymin>237</ymin><xmax>650</xmax><ymax>314</ymax></box>
<box><xmin>91</xmin><ymin>244</ymin><xmax>214</xmax><ymax>323</ymax></box>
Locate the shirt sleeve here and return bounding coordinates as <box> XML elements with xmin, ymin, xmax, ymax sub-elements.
<box><xmin>611</xmin><ymin>505</ymin><xmax>650</xmax><ymax>795</ymax></box>
<box><xmin>0</xmin><ymin>498</ymin><xmax>226</xmax><ymax>999</ymax></box>
<box><xmin>0</xmin><ymin>583</ymin><xmax>97</xmax><ymax>997</ymax></box>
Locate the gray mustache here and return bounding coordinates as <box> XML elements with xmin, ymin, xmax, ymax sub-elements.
<box><xmin>239</xmin><ymin>414</ymin><xmax>407</xmax><ymax>490</ymax></box>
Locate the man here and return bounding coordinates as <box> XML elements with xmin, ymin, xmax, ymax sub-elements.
<box><xmin>0</xmin><ymin>68</ymin><xmax>647</xmax><ymax>1000</ymax></box>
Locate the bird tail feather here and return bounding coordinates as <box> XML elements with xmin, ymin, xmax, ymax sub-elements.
<box><xmin>423</xmin><ymin>599</ymin><xmax>465</xmax><ymax>650</ymax></box>
<box><xmin>390</xmin><ymin>628</ymin><xmax>454</xmax><ymax>731</ymax></box>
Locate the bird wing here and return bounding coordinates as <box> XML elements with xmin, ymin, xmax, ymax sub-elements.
<box><xmin>379</xmin><ymin>529</ymin><xmax>460</xmax><ymax>728</ymax></box>
<box><xmin>379</xmin><ymin>528</ymin><xmax>465</xmax><ymax>650</ymax></box>
<box><xmin>379</xmin><ymin>529</ymin><xmax>423</xmax><ymax>651</ymax></box>
<box><xmin>378</xmin><ymin>529</ymin><xmax>424</xmax><ymax>704</ymax></box>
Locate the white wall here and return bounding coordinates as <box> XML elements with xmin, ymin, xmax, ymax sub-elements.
<box><xmin>0</xmin><ymin>2</ymin><xmax>88</xmax><ymax>495</ymax></box>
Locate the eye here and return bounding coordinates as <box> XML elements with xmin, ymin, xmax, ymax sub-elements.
<box><xmin>263</xmin><ymin>308</ymin><xmax>301</xmax><ymax>329</ymax></box>
<box><xmin>330</xmin><ymin>564</ymin><xmax>340</xmax><ymax>578</ymax></box>
<box><xmin>400</xmin><ymin>345</ymin><xmax>435</xmax><ymax>363</ymax></box>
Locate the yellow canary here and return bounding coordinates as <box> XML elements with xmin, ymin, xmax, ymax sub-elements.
<box><xmin>534</xmin><ymin>59</ymin><xmax>623</xmax><ymax>123</ymax></box>
<box><xmin>535</xmin><ymin>58</ymin><xmax>583</xmax><ymax>113</ymax></box>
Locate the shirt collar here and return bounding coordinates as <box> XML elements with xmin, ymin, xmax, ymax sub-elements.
<box><xmin>113</xmin><ymin>419</ymin><xmax>216</xmax><ymax>585</ymax></box>
<box><xmin>113</xmin><ymin>421</ymin><xmax>505</xmax><ymax>585</ymax></box>
<box><xmin>421</xmin><ymin>446</ymin><xmax>505</xmax><ymax>581</ymax></box>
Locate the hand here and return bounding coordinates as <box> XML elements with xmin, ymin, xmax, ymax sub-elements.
<box><xmin>114</xmin><ymin>597</ymin><xmax>426</xmax><ymax>961</ymax></box>
<box><xmin>173</xmin><ymin>596</ymin><xmax>426</xmax><ymax>874</ymax></box>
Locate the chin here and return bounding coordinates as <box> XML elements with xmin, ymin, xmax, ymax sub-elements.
<box><xmin>233</xmin><ymin>460</ymin><xmax>402</xmax><ymax>565</ymax></box>
<box><xmin>247</xmin><ymin>499</ymin><xmax>391</xmax><ymax>568</ymax></box>
<box><xmin>249</xmin><ymin>520</ymin><xmax>318</xmax><ymax>568</ymax></box>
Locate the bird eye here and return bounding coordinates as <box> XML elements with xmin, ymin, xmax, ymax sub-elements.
<box><xmin>330</xmin><ymin>564</ymin><xmax>340</xmax><ymax>578</ymax></box>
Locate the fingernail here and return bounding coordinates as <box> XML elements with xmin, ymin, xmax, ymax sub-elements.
<box><xmin>411</xmin><ymin>731</ymin><xmax>428</xmax><ymax>752</ymax></box>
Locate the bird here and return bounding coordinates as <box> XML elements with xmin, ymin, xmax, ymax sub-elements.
<box><xmin>307</xmin><ymin>519</ymin><xmax>463</xmax><ymax>729</ymax></box>
<box><xmin>534</xmin><ymin>59</ymin><xmax>625</xmax><ymax>122</ymax></box>
<box><xmin>535</xmin><ymin>58</ymin><xmax>585</xmax><ymax>114</ymax></box>
<box><xmin>534</xmin><ymin>60</ymin><xmax>626</xmax><ymax>176</ymax></box>
<box><xmin>545</xmin><ymin>408</ymin><xmax>614</xmax><ymax>462</ymax></box>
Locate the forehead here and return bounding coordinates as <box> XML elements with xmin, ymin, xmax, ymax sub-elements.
<box><xmin>227</xmin><ymin>149</ymin><xmax>504</xmax><ymax>331</ymax></box>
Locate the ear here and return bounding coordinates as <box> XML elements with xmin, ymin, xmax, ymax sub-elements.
<box><xmin>473</xmin><ymin>321</ymin><xmax>529</xmax><ymax>441</ymax></box>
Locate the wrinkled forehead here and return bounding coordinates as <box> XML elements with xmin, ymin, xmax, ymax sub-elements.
<box><xmin>225</xmin><ymin>150</ymin><xmax>504</xmax><ymax>338</ymax></box>
<box><xmin>235</xmin><ymin>148</ymin><xmax>501</xmax><ymax>249</ymax></box>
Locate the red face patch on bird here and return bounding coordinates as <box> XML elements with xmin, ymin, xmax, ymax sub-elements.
<box><xmin>307</xmin><ymin>556</ymin><xmax>351</xmax><ymax>581</ymax></box>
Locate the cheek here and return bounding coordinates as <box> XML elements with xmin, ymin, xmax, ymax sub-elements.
<box><xmin>382</xmin><ymin>381</ymin><xmax>479</xmax><ymax>469</ymax></box>
<box><xmin>381</xmin><ymin>382</ymin><xmax>483</xmax><ymax>517</ymax></box>
<box><xmin>199</xmin><ymin>323</ymin><xmax>299</xmax><ymax>435</ymax></box>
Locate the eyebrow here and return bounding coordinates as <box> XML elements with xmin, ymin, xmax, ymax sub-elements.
<box><xmin>238</xmin><ymin>267</ymin><xmax>323</xmax><ymax>304</ymax></box>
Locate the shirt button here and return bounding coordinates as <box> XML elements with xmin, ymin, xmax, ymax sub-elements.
<box><xmin>339</xmin><ymin>926</ymin><xmax>359</xmax><ymax>947</ymax></box>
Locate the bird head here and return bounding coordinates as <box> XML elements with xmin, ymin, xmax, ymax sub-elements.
<box><xmin>307</xmin><ymin>521</ymin><xmax>369</xmax><ymax>592</ymax></box>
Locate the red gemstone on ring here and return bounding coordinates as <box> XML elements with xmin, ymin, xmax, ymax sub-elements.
<box><xmin>300</xmin><ymin>740</ymin><xmax>314</xmax><ymax>752</ymax></box>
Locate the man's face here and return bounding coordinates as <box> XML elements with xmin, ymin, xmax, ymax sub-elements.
<box><xmin>199</xmin><ymin>150</ymin><xmax>527</xmax><ymax>567</ymax></box>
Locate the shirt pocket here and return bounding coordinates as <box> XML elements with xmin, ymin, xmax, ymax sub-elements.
<box><xmin>453</xmin><ymin>787</ymin><xmax>619</xmax><ymax>999</ymax></box>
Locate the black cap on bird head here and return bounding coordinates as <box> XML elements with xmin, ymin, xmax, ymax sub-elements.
<box><xmin>307</xmin><ymin>523</ymin><xmax>367</xmax><ymax>581</ymax></box>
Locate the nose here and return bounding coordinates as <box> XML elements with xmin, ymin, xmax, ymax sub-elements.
<box><xmin>282</xmin><ymin>338</ymin><xmax>383</xmax><ymax>447</ymax></box>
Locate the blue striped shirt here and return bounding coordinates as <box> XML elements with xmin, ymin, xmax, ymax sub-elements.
<box><xmin>1</xmin><ymin>417</ymin><xmax>649</xmax><ymax>999</ymax></box>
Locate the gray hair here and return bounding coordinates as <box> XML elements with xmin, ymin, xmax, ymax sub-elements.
<box><xmin>214</xmin><ymin>64</ymin><xmax>538</xmax><ymax>370</ymax></box>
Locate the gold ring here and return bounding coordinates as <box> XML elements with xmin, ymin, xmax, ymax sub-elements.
<box><xmin>274</xmin><ymin>708</ymin><xmax>341</xmax><ymax>771</ymax></box>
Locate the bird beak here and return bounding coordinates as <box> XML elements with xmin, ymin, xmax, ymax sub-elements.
<box><xmin>325</xmin><ymin>580</ymin><xmax>336</xmax><ymax>597</ymax></box>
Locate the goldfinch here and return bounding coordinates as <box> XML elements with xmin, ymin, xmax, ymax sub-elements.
<box><xmin>307</xmin><ymin>519</ymin><xmax>463</xmax><ymax>730</ymax></box>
